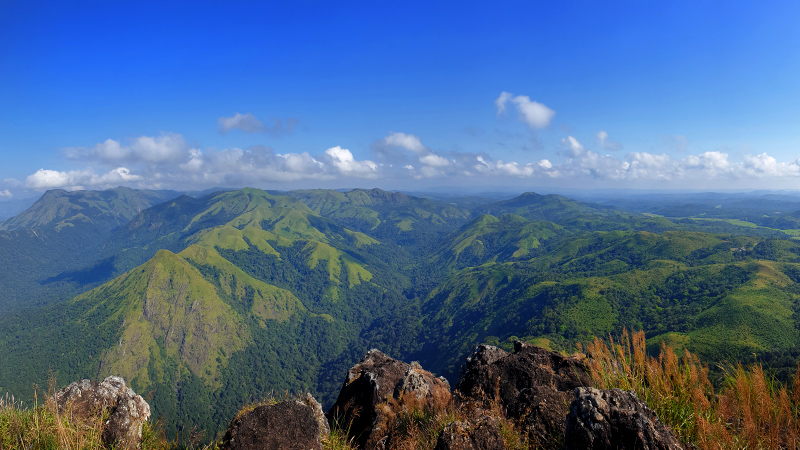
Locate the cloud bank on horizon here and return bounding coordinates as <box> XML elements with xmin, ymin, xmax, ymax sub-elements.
<box><xmin>7</xmin><ymin>93</ymin><xmax>800</xmax><ymax>195</ymax></box>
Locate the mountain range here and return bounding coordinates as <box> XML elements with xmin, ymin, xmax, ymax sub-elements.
<box><xmin>1</xmin><ymin>186</ymin><xmax>799</xmax><ymax>439</ymax></box>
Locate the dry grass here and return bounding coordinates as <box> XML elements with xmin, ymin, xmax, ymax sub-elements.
<box><xmin>365</xmin><ymin>385</ymin><xmax>528</xmax><ymax>450</ymax></box>
<box><xmin>586</xmin><ymin>329</ymin><xmax>800</xmax><ymax>450</ymax></box>
<box><xmin>0</xmin><ymin>378</ymin><xmax>177</xmax><ymax>450</ymax></box>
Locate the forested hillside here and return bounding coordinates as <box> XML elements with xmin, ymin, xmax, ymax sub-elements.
<box><xmin>2</xmin><ymin>186</ymin><xmax>800</xmax><ymax>440</ymax></box>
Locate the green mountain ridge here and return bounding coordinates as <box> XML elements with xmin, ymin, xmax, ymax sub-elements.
<box><xmin>3</xmin><ymin>186</ymin><xmax>800</xmax><ymax>441</ymax></box>
<box><xmin>0</xmin><ymin>187</ymin><xmax>179</xmax><ymax>232</ymax></box>
<box><xmin>0</xmin><ymin>187</ymin><xmax>183</xmax><ymax>308</ymax></box>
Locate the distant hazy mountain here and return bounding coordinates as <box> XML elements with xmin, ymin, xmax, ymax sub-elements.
<box><xmin>0</xmin><ymin>187</ymin><xmax>181</xmax><ymax>308</ymax></box>
<box><xmin>0</xmin><ymin>186</ymin><xmax>180</xmax><ymax>231</ymax></box>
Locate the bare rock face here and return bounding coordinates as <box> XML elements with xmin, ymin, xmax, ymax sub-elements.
<box><xmin>434</xmin><ymin>416</ymin><xmax>507</xmax><ymax>450</ymax></box>
<box><xmin>327</xmin><ymin>349</ymin><xmax>451</xmax><ymax>449</ymax></box>
<box><xmin>564</xmin><ymin>387</ymin><xmax>685</xmax><ymax>450</ymax></box>
<box><xmin>222</xmin><ymin>397</ymin><xmax>329</xmax><ymax>450</ymax></box>
<box><xmin>455</xmin><ymin>342</ymin><xmax>590</xmax><ymax>447</ymax></box>
<box><xmin>50</xmin><ymin>376</ymin><xmax>150</xmax><ymax>450</ymax></box>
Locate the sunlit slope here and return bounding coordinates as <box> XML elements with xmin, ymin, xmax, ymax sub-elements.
<box><xmin>478</xmin><ymin>192</ymin><xmax>676</xmax><ymax>232</ymax></box>
<box><xmin>289</xmin><ymin>188</ymin><xmax>471</xmax><ymax>241</ymax></box>
<box><xmin>7</xmin><ymin>187</ymin><xmax>408</xmax><ymax>436</ymax></box>
<box><xmin>435</xmin><ymin>213</ymin><xmax>564</xmax><ymax>270</ymax></box>
<box><xmin>111</xmin><ymin>188</ymin><xmax>379</xmax><ymax>276</ymax></box>
<box><xmin>78</xmin><ymin>188</ymin><xmax>384</xmax><ymax>387</ymax></box>
<box><xmin>417</xmin><ymin>229</ymin><xmax>800</xmax><ymax>377</ymax></box>
<box><xmin>0</xmin><ymin>186</ymin><xmax>177</xmax><ymax>231</ymax></box>
<box><xmin>73</xmin><ymin>249</ymin><xmax>252</xmax><ymax>388</ymax></box>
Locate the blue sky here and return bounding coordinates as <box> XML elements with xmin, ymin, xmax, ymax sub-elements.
<box><xmin>2</xmin><ymin>1</ymin><xmax>800</xmax><ymax>197</ymax></box>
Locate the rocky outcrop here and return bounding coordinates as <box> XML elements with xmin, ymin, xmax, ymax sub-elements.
<box><xmin>455</xmin><ymin>342</ymin><xmax>590</xmax><ymax>447</ymax></box>
<box><xmin>434</xmin><ymin>416</ymin><xmax>507</xmax><ymax>450</ymax></box>
<box><xmin>221</xmin><ymin>397</ymin><xmax>329</xmax><ymax>450</ymax></box>
<box><xmin>327</xmin><ymin>349</ymin><xmax>451</xmax><ymax>449</ymax></box>
<box><xmin>50</xmin><ymin>376</ymin><xmax>150</xmax><ymax>450</ymax></box>
<box><xmin>564</xmin><ymin>387</ymin><xmax>685</xmax><ymax>450</ymax></box>
<box><xmin>212</xmin><ymin>344</ymin><xmax>686</xmax><ymax>450</ymax></box>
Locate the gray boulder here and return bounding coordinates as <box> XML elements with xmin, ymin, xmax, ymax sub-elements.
<box><xmin>456</xmin><ymin>342</ymin><xmax>590</xmax><ymax>447</ymax></box>
<box><xmin>327</xmin><ymin>349</ymin><xmax>451</xmax><ymax>449</ymax></box>
<box><xmin>222</xmin><ymin>396</ymin><xmax>329</xmax><ymax>450</ymax></box>
<box><xmin>50</xmin><ymin>376</ymin><xmax>150</xmax><ymax>450</ymax></box>
<box><xmin>564</xmin><ymin>387</ymin><xmax>685</xmax><ymax>450</ymax></box>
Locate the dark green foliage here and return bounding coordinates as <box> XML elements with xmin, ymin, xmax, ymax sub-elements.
<box><xmin>4</xmin><ymin>186</ymin><xmax>800</xmax><ymax>443</ymax></box>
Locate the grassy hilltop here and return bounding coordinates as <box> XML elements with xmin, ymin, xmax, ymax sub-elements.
<box><xmin>2</xmin><ymin>187</ymin><xmax>800</xmax><ymax>439</ymax></box>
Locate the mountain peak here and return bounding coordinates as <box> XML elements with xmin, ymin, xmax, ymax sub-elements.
<box><xmin>0</xmin><ymin>187</ymin><xmax>180</xmax><ymax>231</ymax></box>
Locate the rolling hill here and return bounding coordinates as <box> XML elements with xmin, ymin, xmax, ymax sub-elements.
<box><xmin>2</xmin><ymin>187</ymin><xmax>800</xmax><ymax>440</ymax></box>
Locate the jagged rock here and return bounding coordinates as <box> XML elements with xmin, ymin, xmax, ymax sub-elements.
<box><xmin>455</xmin><ymin>342</ymin><xmax>590</xmax><ymax>447</ymax></box>
<box><xmin>222</xmin><ymin>398</ymin><xmax>329</xmax><ymax>450</ymax></box>
<box><xmin>50</xmin><ymin>376</ymin><xmax>150</xmax><ymax>450</ymax></box>
<box><xmin>301</xmin><ymin>392</ymin><xmax>330</xmax><ymax>437</ymax></box>
<box><xmin>464</xmin><ymin>344</ymin><xmax>508</xmax><ymax>367</ymax></box>
<box><xmin>327</xmin><ymin>349</ymin><xmax>451</xmax><ymax>449</ymax></box>
<box><xmin>434</xmin><ymin>416</ymin><xmax>507</xmax><ymax>450</ymax></box>
<box><xmin>564</xmin><ymin>387</ymin><xmax>685</xmax><ymax>450</ymax></box>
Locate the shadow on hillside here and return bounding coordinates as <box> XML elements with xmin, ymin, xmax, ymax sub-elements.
<box><xmin>41</xmin><ymin>257</ymin><xmax>117</xmax><ymax>286</ymax></box>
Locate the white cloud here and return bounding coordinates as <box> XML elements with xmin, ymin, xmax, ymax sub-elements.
<box><xmin>323</xmin><ymin>146</ymin><xmax>379</xmax><ymax>178</ymax></box>
<box><xmin>495</xmin><ymin>92</ymin><xmax>555</xmax><ymax>129</ymax></box>
<box><xmin>419</xmin><ymin>153</ymin><xmax>450</xmax><ymax>168</ymax></box>
<box><xmin>129</xmin><ymin>134</ymin><xmax>188</xmax><ymax>163</ymax></box>
<box><xmin>65</xmin><ymin>133</ymin><xmax>190</xmax><ymax>165</ymax></box>
<box><xmin>494</xmin><ymin>91</ymin><xmax>514</xmax><ymax>115</ymax></box>
<box><xmin>683</xmin><ymin>151</ymin><xmax>731</xmax><ymax>177</ymax></box>
<box><xmin>561</xmin><ymin>136</ymin><xmax>585</xmax><ymax>155</ymax></box>
<box><xmin>25</xmin><ymin>167</ymin><xmax>141</xmax><ymax>191</ymax></box>
<box><xmin>384</xmin><ymin>132</ymin><xmax>425</xmax><ymax>153</ymax></box>
<box><xmin>217</xmin><ymin>113</ymin><xmax>265</xmax><ymax>134</ymax></box>
<box><xmin>474</xmin><ymin>155</ymin><xmax>559</xmax><ymax>178</ymax></box>
<box><xmin>0</xmin><ymin>189</ymin><xmax>11</xmax><ymax>198</ymax></box>
<box><xmin>741</xmin><ymin>153</ymin><xmax>800</xmax><ymax>177</ymax></box>
<box><xmin>34</xmin><ymin>127</ymin><xmax>800</xmax><ymax>191</ymax></box>
<box><xmin>278</xmin><ymin>152</ymin><xmax>324</xmax><ymax>176</ymax></box>
<box><xmin>374</xmin><ymin>131</ymin><xmax>455</xmax><ymax>173</ymax></box>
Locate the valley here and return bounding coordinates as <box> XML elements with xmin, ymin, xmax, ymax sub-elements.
<box><xmin>1</xmin><ymin>186</ymin><xmax>800</xmax><ymax>439</ymax></box>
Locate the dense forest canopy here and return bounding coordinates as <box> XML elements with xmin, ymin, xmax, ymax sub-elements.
<box><xmin>2</xmin><ymin>186</ymin><xmax>800</xmax><ymax>438</ymax></box>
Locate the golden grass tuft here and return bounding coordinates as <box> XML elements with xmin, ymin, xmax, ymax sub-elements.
<box><xmin>587</xmin><ymin>329</ymin><xmax>800</xmax><ymax>450</ymax></box>
<box><xmin>364</xmin><ymin>383</ymin><xmax>529</xmax><ymax>450</ymax></box>
<box><xmin>0</xmin><ymin>376</ymin><xmax>178</xmax><ymax>450</ymax></box>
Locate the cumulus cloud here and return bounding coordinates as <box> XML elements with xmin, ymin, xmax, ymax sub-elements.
<box><xmin>25</xmin><ymin>167</ymin><xmax>141</xmax><ymax>191</ymax></box>
<box><xmin>741</xmin><ymin>153</ymin><xmax>800</xmax><ymax>177</ymax></box>
<box><xmin>217</xmin><ymin>113</ymin><xmax>265</xmax><ymax>134</ymax></box>
<box><xmin>0</xmin><ymin>189</ymin><xmax>11</xmax><ymax>198</ymax></box>
<box><xmin>495</xmin><ymin>91</ymin><xmax>555</xmax><ymax>129</ymax></box>
<box><xmin>372</xmin><ymin>132</ymin><xmax>455</xmax><ymax>177</ymax></box>
<box><xmin>384</xmin><ymin>132</ymin><xmax>425</xmax><ymax>153</ymax></box>
<box><xmin>419</xmin><ymin>154</ymin><xmax>450</xmax><ymax>168</ymax></box>
<box><xmin>30</xmin><ymin>128</ymin><xmax>800</xmax><ymax>192</ymax></box>
<box><xmin>474</xmin><ymin>156</ymin><xmax>559</xmax><ymax>178</ymax></box>
<box><xmin>323</xmin><ymin>146</ymin><xmax>379</xmax><ymax>178</ymax></box>
<box><xmin>64</xmin><ymin>133</ymin><xmax>189</xmax><ymax>165</ymax></box>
